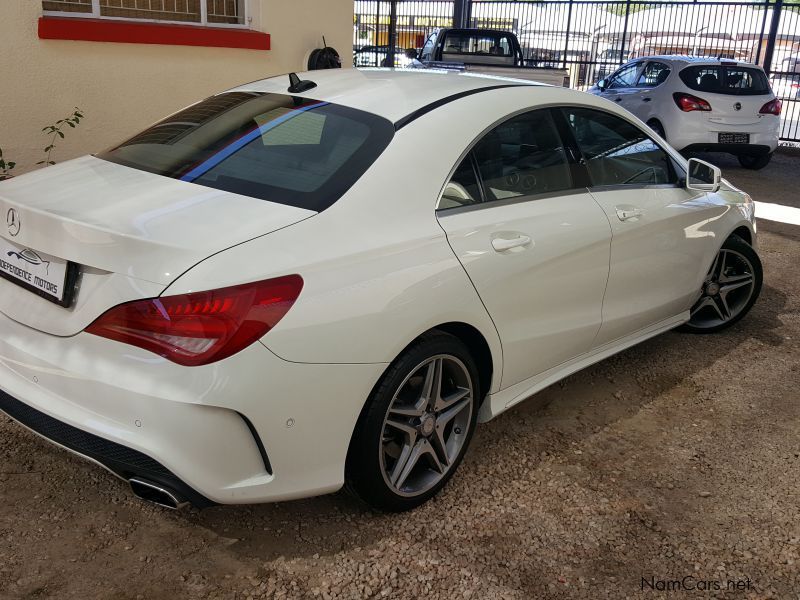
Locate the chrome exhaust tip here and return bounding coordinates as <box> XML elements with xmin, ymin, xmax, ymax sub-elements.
<box><xmin>129</xmin><ymin>478</ymin><xmax>188</xmax><ymax>510</ymax></box>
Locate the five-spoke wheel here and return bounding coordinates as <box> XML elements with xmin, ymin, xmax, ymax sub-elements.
<box><xmin>346</xmin><ymin>332</ymin><xmax>479</xmax><ymax>512</ymax></box>
<box><xmin>682</xmin><ymin>234</ymin><xmax>762</xmax><ymax>333</ymax></box>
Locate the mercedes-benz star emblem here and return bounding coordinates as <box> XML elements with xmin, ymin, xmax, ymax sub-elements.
<box><xmin>734</xmin><ymin>102</ymin><xmax>742</xmax><ymax>111</ymax></box>
<box><xmin>6</xmin><ymin>208</ymin><xmax>20</xmax><ymax>237</ymax></box>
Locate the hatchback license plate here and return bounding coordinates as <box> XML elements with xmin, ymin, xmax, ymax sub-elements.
<box><xmin>0</xmin><ymin>238</ymin><xmax>72</xmax><ymax>304</ymax></box>
<box><xmin>718</xmin><ymin>132</ymin><xmax>750</xmax><ymax>144</ymax></box>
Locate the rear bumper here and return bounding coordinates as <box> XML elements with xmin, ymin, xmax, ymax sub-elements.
<box><xmin>663</xmin><ymin>111</ymin><xmax>780</xmax><ymax>153</ymax></box>
<box><xmin>682</xmin><ymin>143</ymin><xmax>773</xmax><ymax>156</ymax></box>
<box><xmin>0</xmin><ymin>389</ymin><xmax>214</xmax><ymax>507</ymax></box>
<box><xmin>0</xmin><ymin>310</ymin><xmax>386</xmax><ymax>505</ymax></box>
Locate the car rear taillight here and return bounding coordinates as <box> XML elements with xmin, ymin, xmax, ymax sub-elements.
<box><xmin>85</xmin><ymin>275</ymin><xmax>303</xmax><ymax>366</ymax></box>
<box><xmin>673</xmin><ymin>92</ymin><xmax>712</xmax><ymax>112</ymax></box>
<box><xmin>759</xmin><ymin>98</ymin><xmax>782</xmax><ymax>116</ymax></box>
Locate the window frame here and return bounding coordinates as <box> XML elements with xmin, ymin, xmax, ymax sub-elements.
<box><xmin>436</xmin><ymin>107</ymin><xmax>589</xmax><ymax>214</ymax></box>
<box><xmin>42</xmin><ymin>0</ymin><xmax>251</xmax><ymax>29</ymax></box>
<box><xmin>556</xmin><ymin>106</ymin><xmax>685</xmax><ymax>191</ymax></box>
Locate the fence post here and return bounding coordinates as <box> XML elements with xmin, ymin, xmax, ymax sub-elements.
<box><xmin>387</xmin><ymin>0</ymin><xmax>398</xmax><ymax>66</ymax></box>
<box><xmin>454</xmin><ymin>0</ymin><xmax>471</xmax><ymax>28</ymax></box>
<box><xmin>762</xmin><ymin>0</ymin><xmax>783</xmax><ymax>75</ymax></box>
<box><xmin>619</xmin><ymin>0</ymin><xmax>632</xmax><ymax>64</ymax></box>
<box><xmin>563</xmin><ymin>0</ymin><xmax>574</xmax><ymax>70</ymax></box>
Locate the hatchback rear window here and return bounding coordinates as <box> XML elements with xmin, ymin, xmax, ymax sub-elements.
<box><xmin>97</xmin><ymin>92</ymin><xmax>394</xmax><ymax>212</ymax></box>
<box><xmin>679</xmin><ymin>65</ymin><xmax>771</xmax><ymax>96</ymax></box>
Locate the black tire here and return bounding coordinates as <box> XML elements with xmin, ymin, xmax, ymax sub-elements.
<box><xmin>345</xmin><ymin>331</ymin><xmax>480</xmax><ymax>512</ymax></box>
<box><xmin>647</xmin><ymin>119</ymin><xmax>666</xmax><ymax>140</ymax></box>
<box><xmin>737</xmin><ymin>153</ymin><xmax>772</xmax><ymax>170</ymax></box>
<box><xmin>679</xmin><ymin>234</ymin><xmax>762</xmax><ymax>334</ymax></box>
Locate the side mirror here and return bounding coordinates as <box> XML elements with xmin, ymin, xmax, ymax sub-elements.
<box><xmin>597</xmin><ymin>79</ymin><xmax>608</xmax><ymax>91</ymax></box>
<box><xmin>687</xmin><ymin>158</ymin><xmax>721</xmax><ymax>193</ymax></box>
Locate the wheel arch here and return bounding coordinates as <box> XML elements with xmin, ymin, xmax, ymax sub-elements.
<box><xmin>432</xmin><ymin>322</ymin><xmax>495</xmax><ymax>405</ymax></box>
<box><xmin>731</xmin><ymin>224</ymin><xmax>752</xmax><ymax>245</ymax></box>
<box><xmin>357</xmin><ymin>321</ymin><xmax>498</xmax><ymax>425</ymax></box>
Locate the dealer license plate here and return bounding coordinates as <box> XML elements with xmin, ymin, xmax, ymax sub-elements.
<box><xmin>0</xmin><ymin>238</ymin><xmax>70</xmax><ymax>303</ymax></box>
<box><xmin>718</xmin><ymin>132</ymin><xmax>750</xmax><ymax>144</ymax></box>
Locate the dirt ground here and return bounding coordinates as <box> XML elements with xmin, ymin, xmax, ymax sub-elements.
<box><xmin>1</xmin><ymin>151</ymin><xmax>799</xmax><ymax>600</ymax></box>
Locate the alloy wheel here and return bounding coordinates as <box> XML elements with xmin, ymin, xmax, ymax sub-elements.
<box><xmin>379</xmin><ymin>355</ymin><xmax>474</xmax><ymax>497</ymax></box>
<box><xmin>689</xmin><ymin>248</ymin><xmax>757</xmax><ymax>329</ymax></box>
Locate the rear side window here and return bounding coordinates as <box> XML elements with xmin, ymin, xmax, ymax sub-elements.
<box><xmin>679</xmin><ymin>65</ymin><xmax>770</xmax><ymax>96</ymax></box>
<box><xmin>438</xmin><ymin>109</ymin><xmax>572</xmax><ymax>211</ymax></box>
<box><xmin>97</xmin><ymin>92</ymin><xmax>394</xmax><ymax>212</ymax></box>
<box><xmin>637</xmin><ymin>62</ymin><xmax>671</xmax><ymax>88</ymax></box>
<box><xmin>474</xmin><ymin>110</ymin><xmax>571</xmax><ymax>201</ymax></box>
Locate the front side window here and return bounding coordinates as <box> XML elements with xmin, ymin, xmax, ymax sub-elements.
<box><xmin>563</xmin><ymin>108</ymin><xmax>676</xmax><ymax>187</ymax></box>
<box><xmin>98</xmin><ymin>92</ymin><xmax>394</xmax><ymax>211</ymax></box>
<box><xmin>637</xmin><ymin>62</ymin><xmax>671</xmax><ymax>88</ymax></box>
<box><xmin>609</xmin><ymin>63</ymin><xmax>641</xmax><ymax>89</ymax></box>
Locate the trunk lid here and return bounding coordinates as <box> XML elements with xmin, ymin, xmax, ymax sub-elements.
<box><xmin>0</xmin><ymin>156</ymin><xmax>314</xmax><ymax>335</ymax></box>
<box><xmin>704</xmin><ymin>92</ymin><xmax>773</xmax><ymax>126</ymax></box>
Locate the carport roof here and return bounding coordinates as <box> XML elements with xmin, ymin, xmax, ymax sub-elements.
<box><xmin>228</xmin><ymin>68</ymin><xmax>542</xmax><ymax>124</ymax></box>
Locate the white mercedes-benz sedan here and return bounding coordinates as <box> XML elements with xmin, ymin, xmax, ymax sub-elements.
<box><xmin>0</xmin><ymin>69</ymin><xmax>761</xmax><ymax>512</ymax></box>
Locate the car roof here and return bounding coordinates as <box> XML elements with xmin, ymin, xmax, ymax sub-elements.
<box><xmin>229</xmin><ymin>68</ymin><xmax>546</xmax><ymax>124</ymax></box>
<box><xmin>633</xmin><ymin>55</ymin><xmax>763</xmax><ymax>68</ymax></box>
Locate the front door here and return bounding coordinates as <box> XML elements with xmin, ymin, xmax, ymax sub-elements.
<box><xmin>560</xmin><ymin>106</ymin><xmax>718</xmax><ymax>347</ymax></box>
<box><xmin>601</xmin><ymin>61</ymin><xmax>644</xmax><ymax>112</ymax></box>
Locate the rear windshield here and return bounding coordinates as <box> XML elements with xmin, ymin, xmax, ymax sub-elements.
<box><xmin>97</xmin><ymin>92</ymin><xmax>394</xmax><ymax>212</ymax></box>
<box><xmin>441</xmin><ymin>31</ymin><xmax>515</xmax><ymax>58</ymax></box>
<box><xmin>679</xmin><ymin>65</ymin><xmax>771</xmax><ymax>96</ymax></box>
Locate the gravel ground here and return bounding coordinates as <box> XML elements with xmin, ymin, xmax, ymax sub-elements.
<box><xmin>1</xmin><ymin>150</ymin><xmax>799</xmax><ymax>600</ymax></box>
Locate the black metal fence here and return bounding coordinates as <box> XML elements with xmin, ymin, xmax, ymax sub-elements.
<box><xmin>353</xmin><ymin>0</ymin><xmax>800</xmax><ymax>142</ymax></box>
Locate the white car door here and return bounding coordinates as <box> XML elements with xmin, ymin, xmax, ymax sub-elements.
<box><xmin>624</xmin><ymin>60</ymin><xmax>673</xmax><ymax>122</ymax></box>
<box><xmin>560</xmin><ymin>106</ymin><xmax>719</xmax><ymax>347</ymax></box>
<box><xmin>437</xmin><ymin>108</ymin><xmax>612</xmax><ymax>389</ymax></box>
<box><xmin>600</xmin><ymin>62</ymin><xmax>644</xmax><ymax>113</ymax></box>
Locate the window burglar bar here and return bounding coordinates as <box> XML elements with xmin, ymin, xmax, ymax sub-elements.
<box><xmin>42</xmin><ymin>0</ymin><xmax>246</xmax><ymax>26</ymax></box>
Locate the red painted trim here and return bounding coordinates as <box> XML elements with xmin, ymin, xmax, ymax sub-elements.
<box><xmin>38</xmin><ymin>16</ymin><xmax>270</xmax><ymax>50</ymax></box>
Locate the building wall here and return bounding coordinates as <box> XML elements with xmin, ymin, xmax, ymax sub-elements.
<box><xmin>0</xmin><ymin>1</ymin><xmax>353</xmax><ymax>173</ymax></box>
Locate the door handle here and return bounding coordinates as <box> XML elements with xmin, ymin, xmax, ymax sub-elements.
<box><xmin>615</xmin><ymin>207</ymin><xmax>643</xmax><ymax>221</ymax></box>
<box><xmin>491</xmin><ymin>234</ymin><xmax>532</xmax><ymax>252</ymax></box>
<box><xmin>642</xmin><ymin>97</ymin><xmax>652</xmax><ymax>102</ymax></box>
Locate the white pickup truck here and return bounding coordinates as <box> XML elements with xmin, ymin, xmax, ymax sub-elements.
<box><xmin>415</xmin><ymin>28</ymin><xmax>569</xmax><ymax>87</ymax></box>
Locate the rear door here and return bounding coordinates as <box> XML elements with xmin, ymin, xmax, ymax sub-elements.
<box><xmin>437</xmin><ymin>108</ymin><xmax>612</xmax><ymax>389</ymax></box>
<box><xmin>559</xmin><ymin>106</ymin><xmax>718</xmax><ymax>347</ymax></box>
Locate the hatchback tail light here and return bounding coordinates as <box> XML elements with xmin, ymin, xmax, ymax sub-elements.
<box><xmin>673</xmin><ymin>92</ymin><xmax>712</xmax><ymax>112</ymax></box>
<box><xmin>759</xmin><ymin>98</ymin><xmax>782</xmax><ymax>116</ymax></box>
<box><xmin>85</xmin><ymin>275</ymin><xmax>303</xmax><ymax>366</ymax></box>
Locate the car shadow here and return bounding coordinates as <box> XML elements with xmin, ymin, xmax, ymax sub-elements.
<box><xmin>185</xmin><ymin>283</ymin><xmax>788</xmax><ymax>563</ymax></box>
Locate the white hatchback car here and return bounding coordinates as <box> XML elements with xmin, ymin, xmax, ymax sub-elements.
<box><xmin>590</xmin><ymin>56</ymin><xmax>781</xmax><ymax>169</ymax></box>
<box><xmin>0</xmin><ymin>70</ymin><xmax>762</xmax><ymax>512</ymax></box>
